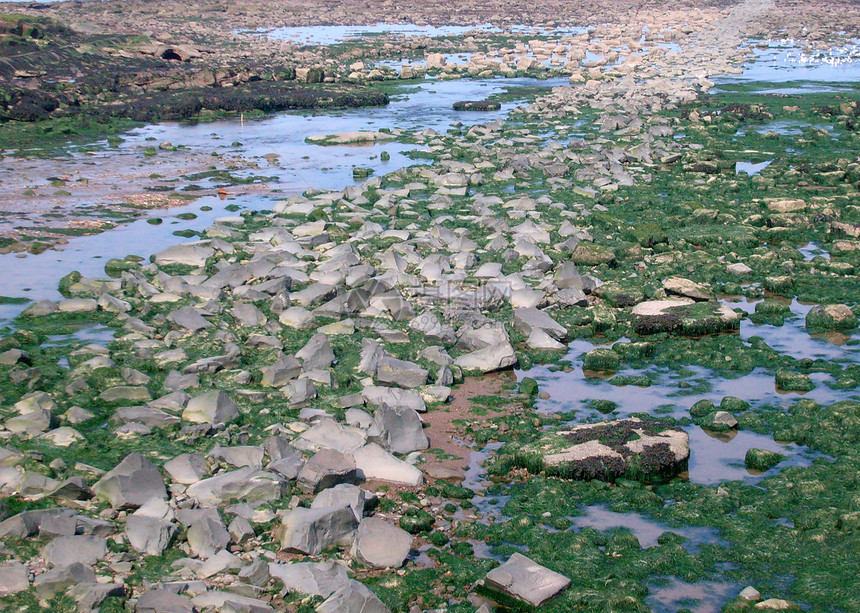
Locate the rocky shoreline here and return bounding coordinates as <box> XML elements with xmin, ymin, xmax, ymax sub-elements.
<box><xmin>0</xmin><ymin>0</ymin><xmax>859</xmax><ymax>611</ymax></box>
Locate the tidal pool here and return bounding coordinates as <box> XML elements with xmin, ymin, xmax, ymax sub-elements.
<box><xmin>569</xmin><ymin>504</ymin><xmax>727</xmax><ymax>553</ymax></box>
<box><xmin>715</xmin><ymin>38</ymin><xmax>860</xmax><ymax>83</ymax></box>
<box><xmin>646</xmin><ymin>576</ymin><xmax>743</xmax><ymax>613</ymax></box>
<box><xmin>0</xmin><ymin>76</ymin><xmax>565</xmax><ymax>320</ymax></box>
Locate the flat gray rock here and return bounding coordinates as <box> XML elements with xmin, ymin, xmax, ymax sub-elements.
<box><xmin>34</xmin><ymin>562</ymin><xmax>95</xmax><ymax>598</ymax></box>
<box><xmin>0</xmin><ymin>562</ymin><xmax>29</xmax><ymax>596</ymax></box>
<box><xmin>136</xmin><ymin>589</ymin><xmax>196</xmax><ymax>613</ymax></box>
<box><xmin>42</xmin><ymin>535</ymin><xmax>107</xmax><ymax>568</ymax></box>
<box><xmin>482</xmin><ymin>553</ymin><xmax>570</xmax><ymax>607</ymax></box>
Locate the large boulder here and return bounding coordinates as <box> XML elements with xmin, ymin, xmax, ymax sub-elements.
<box><xmin>153</xmin><ymin>243</ymin><xmax>214</xmax><ymax>267</ymax></box>
<box><xmin>512</xmin><ymin>308</ymin><xmax>568</xmax><ymax>339</ymax></box>
<box><xmin>375</xmin><ymin>357</ymin><xmax>428</xmax><ymax>389</ymax></box>
<box><xmin>92</xmin><ymin>453</ymin><xmax>166</xmax><ymax>510</ymax></box>
<box><xmin>0</xmin><ymin>562</ymin><xmax>29</xmax><ymax>596</ymax></box>
<box><xmin>125</xmin><ymin>516</ymin><xmax>177</xmax><ymax>555</ymax></box>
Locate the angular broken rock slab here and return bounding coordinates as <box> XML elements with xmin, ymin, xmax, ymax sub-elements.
<box><xmin>351</xmin><ymin>517</ymin><xmax>413</xmax><ymax>569</ymax></box>
<box><xmin>482</xmin><ymin>553</ymin><xmax>570</xmax><ymax>607</ymax></box>
<box><xmin>185</xmin><ymin>467</ymin><xmax>283</xmax><ymax>506</ymax></box>
<box><xmin>280</xmin><ymin>505</ymin><xmax>358</xmax><ymax>555</ymax></box>
<box><xmin>317</xmin><ymin>579</ymin><xmax>391</xmax><ymax>613</ymax></box>
<box><xmin>136</xmin><ymin>589</ymin><xmax>195</xmax><ymax>613</ymax></box>
<box><xmin>268</xmin><ymin>559</ymin><xmax>349</xmax><ymax>598</ymax></box>
<box><xmin>453</xmin><ymin>342</ymin><xmax>517</xmax><ymax>373</ymax></box>
<box><xmin>297</xmin><ymin>448</ymin><xmax>359</xmax><ymax>494</ymax></box>
<box><xmin>353</xmin><ymin>443</ymin><xmax>423</xmax><ymax>485</ymax></box>
<box><xmin>182</xmin><ymin>390</ymin><xmax>239</xmax><ymax>426</ymax></box>
<box><xmin>92</xmin><ymin>452</ymin><xmax>166</xmax><ymax>510</ymax></box>
<box><xmin>42</xmin><ymin>535</ymin><xmax>107</xmax><ymax>567</ymax></box>
<box><xmin>373</xmin><ymin>404</ymin><xmax>429</xmax><ymax>454</ymax></box>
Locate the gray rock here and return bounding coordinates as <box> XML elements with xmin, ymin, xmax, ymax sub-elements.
<box><xmin>310</xmin><ymin>483</ymin><xmax>376</xmax><ymax>521</ymax></box>
<box><xmin>238</xmin><ymin>557</ymin><xmax>270</xmax><ymax>587</ymax></box>
<box><xmin>67</xmin><ymin>582</ymin><xmax>125</xmax><ymax>612</ymax></box>
<box><xmin>260</xmin><ymin>356</ymin><xmax>301</xmax><ymax>387</ymax></box>
<box><xmin>228</xmin><ymin>515</ymin><xmax>255</xmax><ymax>544</ymax></box>
<box><xmin>209</xmin><ymin>445</ymin><xmax>264</xmax><ymax>469</ymax></box>
<box><xmin>512</xmin><ymin>307</ymin><xmax>568</xmax><ymax>340</ymax></box>
<box><xmin>34</xmin><ymin>562</ymin><xmax>95</xmax><ymax>598</ymax></box>
<box><xmin>283</xmin><ymin>378</ymin><xmax>317</xmax><ymax>406</ymax></box>
<box><xmin>231</xmin><ymin>302</ymin><xmax>267</xmax><ymax>327</ymax></box>
<box><xmin>317</xmin><ymin>579</ymin><xmax>390</xmax><ymax>613</ymax></box>
<box><xmin>136</xmin><ymin>589</ymin><xmax>196</xmax><ymax>613</ymax></box>
<box><xmin>42</xmin><ymin>535</ymin><xmax>107</xmax><ymax>567</ymax></box>
<box><xmin>373</xmin><ymin>404</ymin><xmax>429</xmax><ymax>454</ymax></box>
<box><xmin>168</xmin><ymin>306</ymin><xmax>213</xmax><ymax>332</ymax></box>
<box><xmin>154</xmin><ymin>243</ymin><xmax>214</xmax><ymax>267</ymax></box>
<box><xmin>186</xmin><ymin>468</ymin><xmax>283</xmax><ymax>506</ymax></box>
<box><xmin>295</xmin><ymin>333</ymin><xmax>335</xmax><ymax>370</ymax></box>
<box><xmin>297</xmin><ymin>449</ymin><xmax>359</xmax><ymax>494</ymax></box>
<box><xmin>454</xmin><ymin>342</ymin><xmax>517</xmax><ymax>373</ymax></box>
<box><xmin>351</xmin><ymin>517</ymin><xmax>412</xmax><ymax>569</ymax></box>
<box><xmin>191</xmin><ymin>591</ymin><xmax>274</xmax><ymax>613</ymax></box>
<box><xmin>182</xmin><ymin>390</ymin><xmax>239</xmax><ymax>426</ymax></box>
<box><xmin>164</xmin><ymin>454</ymin><xmax>208</xmax><ymax>485</ymax></box>
<box><xmin>353</xmin><ymin>443</ymin><xmax>424</xmax><ymax>485</ymax></box>
<box><xmin>93</xmin><ymin>453</ymin><xmax>167</xmax><ymax>510</ymax></box>
<box><xmin>279</xmin><ymin>505</ymin><xmax>358</xmax><ymax>555</ymax></box>
<box><xmin>50</xmin><ymin>477</ymin><xmax>95</xmax><ymax>501</ymax></box>
<box><xmin>187</xmin><ymin>514</ymin><xmax>230</xmax><ymax>559</ymax></box>
<box><xmin>361</xmin><ymin>386</ymin><xmax>426</xmax><ymax>413</ymax></box>
<box><xmin>482</xmin><ymin>553</ymin><xmax>570</xmax><ymax>607</ymax></box>
<box><xmin>375</xmin><ymin>356</ymin><xmax>428</xmax><ymax>389</ymax></box>
<box><xmin>268</xmin><ymin>560</ymin><xmax>348</xmax><ymax>598</ymax></box>
<box><xmin>126</xmin><ymin>516</ymin><xmax>177</xmax><ymax>555</ymax></box>
<box><xmin>114</xmin><ymin>406</ymin><xmax>180</xmax><ymax>429</ymax></box>
<box><xmin>197</xmin><ymin>549</ymin><xmax>243</xmax><ymax>578</ymax></box>
<box><xmin>295</xmin><ymin>418</ymin><xmax>366</xmax><ymax>453</ymax></box>
<box><xmin>0</xmin><ymin>562</ymin><xmax>29</xmax><ymax>596</ymax></box>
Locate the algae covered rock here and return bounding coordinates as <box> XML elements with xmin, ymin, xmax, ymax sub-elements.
<box><xmin>582</xmin><ymin>347</ymin><xmax>621</xmax><ymax>372</ymax></box>
<box><xmin>805</xmin><ymin>304</ymin><xmax>858</xmax><ymax>331</ymax></box>
<box><xmin>517</xmin><ymin>418</ymin><xmax>689</xmax><ymax>483</ymax></box>
<box><xmin>632</xmin><ymin>299</ymin><xmax>742</xmax><ymax>336</ymax></box>
<box><xmin>745</xmin><ymin>448</ymin><xmax>784</xmax><ymax>471</ymax></box>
